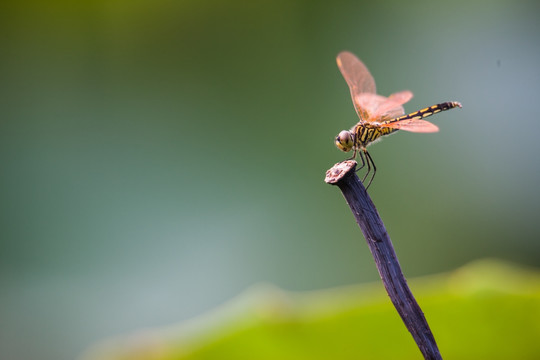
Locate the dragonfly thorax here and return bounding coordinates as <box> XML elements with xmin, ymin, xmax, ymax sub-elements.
<box><xmin>336</xmin><ymin>123</ymin><xmax>397</xmax><ymax>153</ymax></box>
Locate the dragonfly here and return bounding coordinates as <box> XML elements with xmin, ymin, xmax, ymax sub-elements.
<box><xmin>334</xmin><ymin>51</ymin><xmax>462</xmax><ymax>189</ymax></box>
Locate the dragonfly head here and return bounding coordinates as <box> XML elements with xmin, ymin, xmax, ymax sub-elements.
<box><xmin>335</xmin><ymin>130</ymin><xmax>354</xmax><ymax>152</ymax></box>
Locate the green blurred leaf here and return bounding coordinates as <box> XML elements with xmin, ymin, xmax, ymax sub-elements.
<box><xmin>81</xmin><ymin>260</ymin><xmax>540</xmax><ymax>360</ymax></box>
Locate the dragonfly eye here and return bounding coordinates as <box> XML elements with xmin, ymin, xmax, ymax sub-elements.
<box><xmin>335</xmin><ymin>130</ymin><xmax>354</xmax><ymax>152</ymax></box>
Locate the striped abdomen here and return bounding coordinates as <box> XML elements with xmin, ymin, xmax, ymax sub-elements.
<box><xmin>386</xmin><ymin>101</ymin><xmax>462</xmax><ymax>124</ymax></box>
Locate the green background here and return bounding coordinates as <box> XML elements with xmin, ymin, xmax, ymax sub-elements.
<box><xmin>1</xmin><ymin>0</ymin><xmax>539</xmax><ymax>359</ymax></box>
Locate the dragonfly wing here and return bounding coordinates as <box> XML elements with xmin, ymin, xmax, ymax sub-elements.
<box><xmin>379</xmin><ymin>119</ymin><xmax>439</xmax><ymax>133</ymax></box>
<box><xmin>337</xmin><ymin>52</ymin><xmax>376</xmax><ymax>120</ymax></box>
<box><xmin>336</xmin><ymin>52</ymin><xmax>376</xmax><ymax>94</ymax></box>
<box><xmin>369</xmin><ymin>90</ymin><xmax>414</xmax><ymax>120</ymax></box>
<box><xmin>354</xmin><ymin>93</ymin><xmax>391</xmax><ymax>121</ymax></box>
<box><xmin>388</xmin><ymin>90</ymin><xmax>413</xmax><ymax>104</ymax></box>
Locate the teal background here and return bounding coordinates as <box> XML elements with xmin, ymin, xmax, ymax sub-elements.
<box><xmin>1</xmin><ymin>0</ymin><xmax>539</xmax><ymax>359</ymax></box>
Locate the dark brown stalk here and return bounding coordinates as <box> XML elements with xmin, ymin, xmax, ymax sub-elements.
<box><xmin>325</xmin><ymin>160</ymin><xmax>442</xmax><ymax>360</ymax></box>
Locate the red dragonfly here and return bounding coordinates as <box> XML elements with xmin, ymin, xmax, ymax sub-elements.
<box><xmin>334</xmin><ymin>51</ymin><xmax>461</xmax><ymax>188</ymax></box>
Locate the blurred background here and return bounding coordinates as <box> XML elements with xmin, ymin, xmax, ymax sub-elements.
<box><xmin>1</xmin><ymin>0</ymin><xmax>540</xmax><ymax>359</ymax></box>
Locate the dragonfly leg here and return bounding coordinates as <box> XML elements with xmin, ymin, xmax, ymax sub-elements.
<box><xmin>355</xmin><ymin>148</ymin><xmax>366</xmax><ymax>171</ymax></box>
<box><xmin>361</xmin><ymin>149</ymin><xmax>371</xmax><ymax>183</ymax></box>
<box><xmin>355</xmin><ymin>150</ymin><xmax>366</xmax><ymax>171</ymax></box>
<box><xmin>347</xmin><ymin>148</ymin><xmax>357</xmax><ymax>161</ymax></box>
<box><xmin>364</xmin><ymin>149</ymin><xmax>376</xmax><ymax>189</ymax></box>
